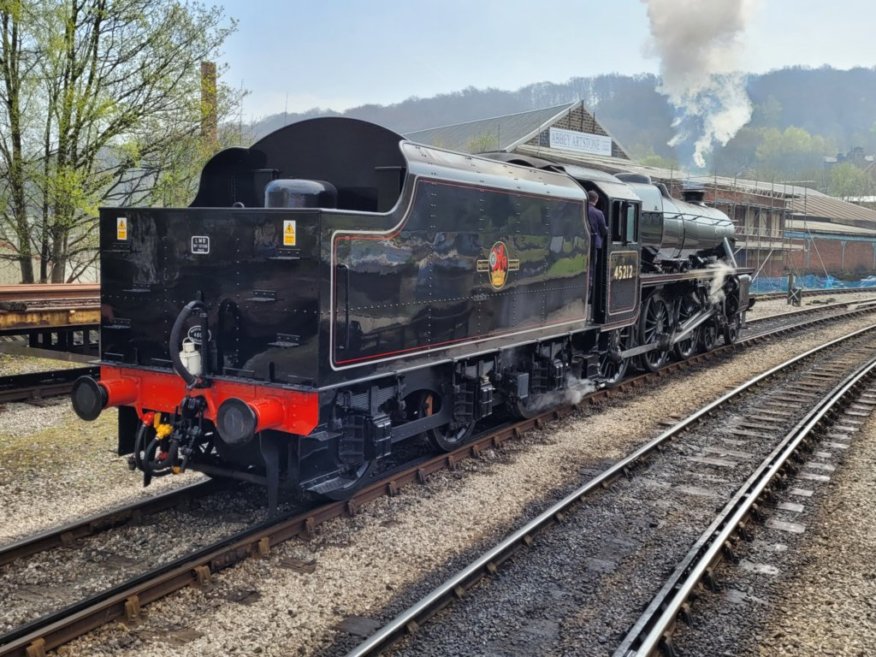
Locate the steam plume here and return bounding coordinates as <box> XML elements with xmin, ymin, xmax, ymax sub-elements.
<box><xmin>642</xmin><ymin>0</ymin><xmax>759</xmax><ymax>168</ymax></box>
<box><xmin>707</xmin><ymin>260</ymin><xmax>735</xmax><ymax>303</ymax></box>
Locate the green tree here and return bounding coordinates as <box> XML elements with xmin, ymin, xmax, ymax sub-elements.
<box><xmin>632</xmin><ymin>146</ymin><xmax>679</xmax><ymax>170</ymax></box>
<box><xmin>0</xmin><ymin>0</ymin><xmax>238</xmax><ymax>282</ymax></box>
<box><xmin>753</xmin><ymin>126</ymin><xmax>833</xmax><ymax>180</ymax></box>
<box><xmin>827</xmin><ymin>162</ymin><xmax>873</xmax><ymax>199</ymax></box>
<box><xmin>752</xmin><ymin>95</ymin><xmax>783</xmax><ymax>127</ymax></box>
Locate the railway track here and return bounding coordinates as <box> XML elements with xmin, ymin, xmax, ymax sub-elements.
<box><xmin>1</xmin><ymin>300</ymin><xmax>876</xmax><ymax>657</ymax></box>
<box><xmin>0</xmin><ymin>481</ymin><xmax>224</xmax><ymax>568</ymax></box>
<box><xmin>752</xmin><ymin>285</ymin><xmax>876</xmax><ymax>301</ymax></box>
<box><xmin>615</xmin><ymin>340</ymin><xmax>876</xmax><ymax>656</ymax></box>
<box><xmin>341</xmin><ymin>324</ymin><xmax>876</xmax><ymax>657</ymax></box>
<box><xmin>0</xmin><ymin>367</ymin><xmax>98</xmax><ymax>404</ymax></box>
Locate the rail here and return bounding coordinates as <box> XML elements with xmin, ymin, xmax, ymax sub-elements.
<box><xmin>615</xmin><ymin>341</ymin><xmax>876</xmax><ymax>657</ymax></box>
<box><xmin>342</xmin><ymin>323</ymin><xmax>876</xmax><ymax>657</ymax></box>
<box><xmin>0</xmin><ymin>285</ymin><xmax>98</xmax><ymax>303</ymax></box>
<box><xmin>2</xmin><ymin>301</ymin><xmax>875</xmax><ymax>657</ymax></box>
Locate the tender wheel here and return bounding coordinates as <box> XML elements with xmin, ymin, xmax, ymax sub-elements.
<box><xmin>514</xmin><ymin>394</ymin><xmax>551</xmax><ymax>419</ymax></box>
<box><xmin>639</xmin><ymin>293</ymin><xmax>670</xmax><ymax>372</ymax></box>
<box><xmin>699</xmin><ymin>318</ymin><xmax>718</xmax><ymax>352</ymax></box>
<box><xmin>672</xmin><ymin>297</ymin><xmax>699</xmax><ymax>361</ymax></box>
<box><xmin>599</xmin><ymin>326</ymin><xmax>634</xmax><ymax>386</ymax></box>
<box><xmin>318</xmin><ymin>459</ymin><xmax>376</xmax><ymax>501</ymax></box>
<box><xmin>420</xmin><ymin>392</ymin><xmax>475</xmax><ymax>452</ymax></box>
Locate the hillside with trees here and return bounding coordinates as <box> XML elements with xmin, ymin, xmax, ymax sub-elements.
<box><xmin>250</xmin><ymin>66</ymin><xmax>876</xmax><ymax>196</ymax></box>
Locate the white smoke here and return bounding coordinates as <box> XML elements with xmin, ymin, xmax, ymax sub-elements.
<box><xmin>525</xmin><ymin>374</ymin><xmax>597</xmax><ymax>413</ymax></box>
<box><xmin>642</xmin><ymin>0</ymin><xmax>759</xmax><ymax>168</ymax></box>
<box><xmin>707</xmin><ymin>260</ymin><xmax>735</xmax><ymax>303</ymax></box>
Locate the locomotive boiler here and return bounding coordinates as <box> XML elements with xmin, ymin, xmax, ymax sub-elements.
<box><xmin>71</xmin><ymin>117</ymin><xmax>751</xmax><ymax>509</ymax></box>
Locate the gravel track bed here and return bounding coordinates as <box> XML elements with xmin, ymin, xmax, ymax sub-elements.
<box><xmin>0</xmin><ymin>403</ymin><xmax>205</xmax><ymax>544</ymax></box>
<box><xmin>747</xmin><ymin>291</ymin><xmax>876</xmax><ymax>321</ymax></box>
<box><xmin>0</xmin><ymin>483</ymin><xmax>284</xmax><ymax>636</ymax></box>
<box><xmin>381</xmin><ymin>336</ymin><xmax>876</xmax><ymax>656</ymax></box>
<box><xmin>670</xmin><ymin>385</ymin><xmax>876</xmax><ymax>655</ymax></box>
<box><xmin>0</xmin><ymin>352</ymin><xmax>84</xmax><ymax>376</ymax></box>
<box><xmin>26</xmin><ymin>315</ymin><xmax>874</xmax><ymax>657</ymax></box>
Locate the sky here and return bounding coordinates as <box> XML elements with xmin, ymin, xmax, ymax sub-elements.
<box><xmin>218</xmin><ymin>0</ymin><xmax>876</xmax><ymax>122</ymax></box>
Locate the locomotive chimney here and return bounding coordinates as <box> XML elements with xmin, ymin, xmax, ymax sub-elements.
<box><xmin>681</xmin><ymin>187</ymin><xmax>706</xmax><ymax>205</ymax></box>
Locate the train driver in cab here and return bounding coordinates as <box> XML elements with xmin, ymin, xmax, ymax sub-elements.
<box><xmin>587</xmin><ymin>189</ymin><xmax>608</xmax><ymax>291</ymax></box>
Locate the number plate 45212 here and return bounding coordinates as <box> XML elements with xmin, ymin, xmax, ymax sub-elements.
<box><xmin>612</xmin><ymin>264</ymin><xmax>635</xmax><ymax>280</ymax></box>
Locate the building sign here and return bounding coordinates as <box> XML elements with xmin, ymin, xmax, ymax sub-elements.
<box><xmin>549</xmin><ymin>127</ymin><xmax>612</xmax><ymax>157</ymax></box>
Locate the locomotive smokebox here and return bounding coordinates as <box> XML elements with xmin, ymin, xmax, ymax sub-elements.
<box><xmin>265</xmin><ymin>179</ymin><xmax>337</xmax><ymax>209</ymax></box>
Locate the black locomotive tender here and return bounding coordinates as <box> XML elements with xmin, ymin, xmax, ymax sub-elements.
<box><xmin>72</xmin><ymin>117</ymin><xmax>752</xmax><ymax>507</ymax></box>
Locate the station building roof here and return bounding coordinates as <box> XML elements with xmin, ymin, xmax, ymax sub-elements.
<box><xmin>405</xmin><ymin>101</ymin><xmax>630</xmax><ymax>160</ymax></box>
<box><xmin>786</xmin><ymin>217</ymin><xmax>876</xmax><ymax>237</ymax></box>
<box><xmin>787</xmin><ymin>193</ymin><xmax>876</xmax><ymax>228</ymax></box>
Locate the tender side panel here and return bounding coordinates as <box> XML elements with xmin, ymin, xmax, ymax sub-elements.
<box><xmin>100</xmin><ymin>208</ymin><xmax>321</xmax><ymax>384</ymax></box>
<box><xmin>331</xmin><ymin>179</ymin><xmax>589</xmax><ymax>368</ymax></box>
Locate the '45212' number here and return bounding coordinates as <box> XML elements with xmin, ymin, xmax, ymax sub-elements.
<box><xmin>613</xmin><ymin>264</ymin><xmax>635</xmax><ymax>280</ymax></box>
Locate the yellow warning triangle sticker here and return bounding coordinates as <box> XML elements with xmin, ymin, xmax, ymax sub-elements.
<box><xmin>283</xmin><ymin>220</ymin><xmax>296</xmax><ymax>246</ymax></box>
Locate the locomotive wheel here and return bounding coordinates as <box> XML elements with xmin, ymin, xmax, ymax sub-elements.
<box><xmin>699</xmin><ymin>318</ymin><xmax>718</xmax><ymax>352</ymax></box>
<box><xmin>599</xmin><ymin>326</ymin><xmax>634</xmax><ymax>386</ymax></box>
<box><xmin>420</xmin><ymin>392</ymin><xmax>476</xmax><ymax>452</ymax></box>
<box><xmin>722</xmin><ymin>292</ymin><xmax>742</xmax><ymax>345</ymax></box>
<box><xmin>319</xmin><ymin>459</ymin><xmax>376</xmax><ymax>501</ymax></box>
<box><xmin>672</xmin><ymin>298</ymin><xmax>699</xmax><ymax>361</ymax></box>
<box><xmin>639</xmin><ymin>293</ymin><xmax>670</xmax><ymax>372</ymax></box>
<box><xmin>723</xmin><ymin>314</ymin><xmax>741</xmax><ymax>344</ymax></box>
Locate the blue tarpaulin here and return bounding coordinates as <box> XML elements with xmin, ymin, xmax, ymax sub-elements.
<box><xmin>751</xmin><ymin>274</ymin><xmax>876</xmax><ymax>294</ymax></box>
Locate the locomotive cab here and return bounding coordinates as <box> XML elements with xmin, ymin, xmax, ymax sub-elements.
<box><xmin>563</xmin><ymin>166</ymin><xmax>642</xmax><ymax>327</ymax></box>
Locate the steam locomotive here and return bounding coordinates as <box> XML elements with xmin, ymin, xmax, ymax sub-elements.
<box><xmin>71</xmin><ymin>117</ymin><xmax>751</xmax><ymax>508</ymax></box>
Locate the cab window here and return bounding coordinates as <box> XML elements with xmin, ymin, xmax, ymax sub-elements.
<box><xmin>611</xmin><ymin>200</ymin><xmax>639</xmax><ymax>244</ymax></box>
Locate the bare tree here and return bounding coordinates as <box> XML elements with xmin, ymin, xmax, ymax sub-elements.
<box><xmin>0</xmin><ymin>0</ymin><xmax>238</xmax><ymax>282</ymax></box>
<box><xmin>0</xmin><ymin>0</ymin><xmax>36</xmax><ymax>281</ymax></box>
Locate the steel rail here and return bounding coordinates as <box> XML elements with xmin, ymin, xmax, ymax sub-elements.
<box><xmin>0</xmin><ymin>285</ymin><xmax>99</xmax><ymax>302</ymax></box>
<box><xmin>1</xmin><ymin>306</ymin><xmax>875</xmax><ymax>657</ymax></box>
<box><xmin>752</xmin><ymin>285</ymin><xmax>876</xmax><ymax>301</ymax></box>
<box><xmin>614</xmin><ymin>342</ymin><xmax>876</xmax><ymax>657</ymax></box>
<box><xmin>749</xmin><ymin>296</ymin><xmax>876</xmax><ymax>325</ymax></box>
<box><xmin>0</xmin><ymin>366</ymin><xmax>98</xmax><ymax>404</ymax></box>
<box><xmin>342</xmin><ymin>322</ymin><xmax>876</xmax><ymax>657</ymax></box>
<box><xmin>0</xmin><ymin>480</ymin><xmax>222</xmax><ymax>567</ymax></box>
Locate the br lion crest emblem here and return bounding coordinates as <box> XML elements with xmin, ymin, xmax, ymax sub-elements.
<box><xmin>477</xmin><ymin>241</ymin><xmax>521</xmax><ymax>290</ymax></box>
